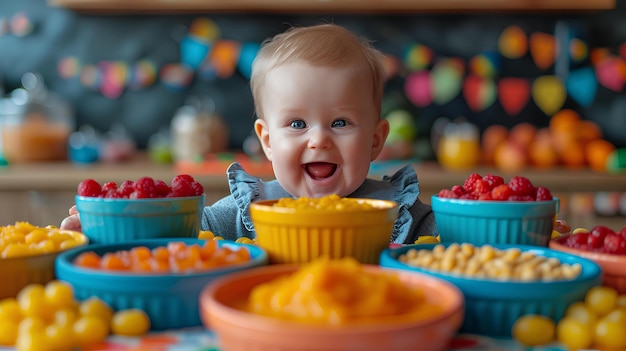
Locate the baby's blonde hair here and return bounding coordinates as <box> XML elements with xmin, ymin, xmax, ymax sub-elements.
<box><xmin>250</xmin><ymin>23</ymin><xmax>386</xmax><ymax>119</ymax></box>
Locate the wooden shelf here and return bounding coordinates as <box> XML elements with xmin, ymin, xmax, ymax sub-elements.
<box><xmin>47</xmin><ymin>0</ymin><xmax>616</xmax><ymax>14</ymax></box>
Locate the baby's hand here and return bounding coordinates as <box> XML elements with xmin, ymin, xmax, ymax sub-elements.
<box><xmin>60</xmin><ymin>205</ymin><xmax>82</xmax><ymax>232</ymax></box>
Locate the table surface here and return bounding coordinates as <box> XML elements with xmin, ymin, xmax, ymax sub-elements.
<box><xmin>0</xmin><ymin>328</ymin><xmax>576</xmax><ymax>351</ymax></box>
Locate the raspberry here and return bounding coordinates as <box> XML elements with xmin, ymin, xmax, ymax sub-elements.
<box><xmin>101</xmin><ymin>181</ymin><xmax>118</xmax><ymax>193</ymax></box>
<box><xmin>134</xmin><ymin>177</ymin><xmax>156</xmax><ymax>197</ymax></box>
<box><xmin>507</xmin><ymin>176</ymin><xmax>535</xmax><ymax>196</ymax></box>
<box><xmin>478</xmin><ymin>192</ymin><xmax>493</xmax><ymax>200</ymax></box>
<box><xmin>118</xmin><ymin>180</ymin><xmax>135</xmax><ymax>198</ymax></box>
<box><xmin>170</xmin><ymin>175</ymin><xmax>195</xmax><ymax>197</ymax></box>
<box><xmin>437</xmin><ymin>189</ymin><xmax>457</xmax><ymax>198</ymax></box>
<box><xmin>482</xmin><ymin>174</ymin><xmax>504</xmax><ymax>190</ymax></box>
<box><xmin>154</xmin><ymin>180</ymin><xmax>171</xmax><ymax>197</ymax></box>
<box><xmin>566</xmin><ymin>233</ymin><xmax>589</xmax><ymax>248</ymax></box>
<box><xmin>451</xmin><ymin>185</ymin><xmax>467</xmax><ymax>197</ymax></box>
<box><xmin>103</xmin><ymin>188</ymin><xmax>122</xmax><ymax>199</ymax></box>
<box><xmin>508</xmin><ymin>195</ymin><xmax>535</xmax><ymax>201</ymax></box>
<box><xmin>191</xmin><ymin>181</ymin><xmax>204</xmax><ymax>196</ymax></box>
<box><xmin>78</xmin><ymin>179</ymin><xmax>102</xmax><ymax>197</ymax></box>
<box><xmin>471</xmin><ymin>179</ymin><xmax>490</xmax><ymax>196</ymax></box>
<box><xmin>535</xmin><ymin>186</ymin><xmax>553</xmax><ymax>201</ymax></box>
<box><xmin>491</xmin><ymin>184</ymin><xmax>513</xmax><ymax>201</ymax></box>
<box><xmin>463</xmin><ymin>173</ymin><xmax>483</xmax><ymax>194</ymax></box>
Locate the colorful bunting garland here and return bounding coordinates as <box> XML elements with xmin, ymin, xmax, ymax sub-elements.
<box><xmin>51</xmin><ymin>18</ymin><xmax>626</xmax><ymax>112</ymax></box>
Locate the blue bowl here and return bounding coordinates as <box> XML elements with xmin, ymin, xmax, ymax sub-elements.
<box><xmin>75</xmin><ymin>194</ymin><xmax>205</xmax><ymax>244</ymax></box>
<box><xmin>380</xmin><ymin>243</ymin><xmax>602</xmax><ymax>337</ymax></box>
<box><xmin>431</xmin><ymin>195</ymin><xmax>559</xmax><ymax>246</ymax></box>
<box><xmin>55</xmin><ymin>238</ymin><xmax>269</xmax><ymax>330</ymax></box>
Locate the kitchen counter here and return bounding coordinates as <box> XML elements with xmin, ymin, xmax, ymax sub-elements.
<box><xmin>0</xmin><ymin>154</ymin><xmax>625</xmax><ymax>228</ymax></box>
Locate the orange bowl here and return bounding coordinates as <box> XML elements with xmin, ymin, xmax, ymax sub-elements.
<box><xmin>549</xmin><ymin>236</ymin><xmax>626</xmax><ymax>293</ymax></box>
<box><xmin>199</xmin><ymin>264</ymin><xmax>464</xmax><ymax>351</ymax></box>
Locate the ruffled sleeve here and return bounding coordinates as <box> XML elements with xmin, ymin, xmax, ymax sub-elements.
<box><xmin>227</xmin><ymin>162</ymin><xmax>290</xmax><ymax>231</ymax></box>
<box><xmin>382</xmin><ymin>165</ymin><xmax>421</xmax><ymax>243</ymax></box>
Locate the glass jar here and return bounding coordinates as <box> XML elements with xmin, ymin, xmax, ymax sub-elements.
<box><xmin>170</xmin><ymin>96</ymin><xmax>229</xmax><ymax>162</ymax></box>
<box><xmin>437</xmin><ymin>121</ymin><xmax>481</xmax><ymax>171</ymax></box>
<box><xmin>1</xmin><ymin>72</ymin><xmax>74</xmax><ymax>163</ymax></box>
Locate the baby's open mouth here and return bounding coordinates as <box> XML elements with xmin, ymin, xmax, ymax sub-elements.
<box><xmin>304</xmin><ymin>162</ymin><xmax>337</xmax><ymax>180</ymax></box>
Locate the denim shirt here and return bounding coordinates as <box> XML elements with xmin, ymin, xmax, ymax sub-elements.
<box><xmin>201</xmin><ymin>162</ymin><xmax>437</xmax><ymax>244</ymax></box>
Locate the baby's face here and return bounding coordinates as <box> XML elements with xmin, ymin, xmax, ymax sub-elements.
<box><xmin>255</xmin><ymin>62</ymin><xmax>388</xmax><ymax>198</ymax></box>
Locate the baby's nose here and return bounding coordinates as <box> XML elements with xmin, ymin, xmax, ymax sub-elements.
<box><xmin>307</xmin><ymin>129</ymin><xmax>332</xmax><ymax>149</ymax></box>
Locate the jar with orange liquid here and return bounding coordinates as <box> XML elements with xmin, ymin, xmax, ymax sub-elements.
<box><xmin>1</xmin><ymin>73</ymin><xmax>74</xmax><ymax>163</ymax></box>
<box><xmin>436</xmin><ymin>121</ymin><xmax>481</xmax><ymax>171</ymax></box>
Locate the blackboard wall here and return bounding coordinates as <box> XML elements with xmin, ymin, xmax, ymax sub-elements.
<box><xmin>1</xmin><ymin>0</ymin><xmax>625</xmax><ymax>150</ymax></box>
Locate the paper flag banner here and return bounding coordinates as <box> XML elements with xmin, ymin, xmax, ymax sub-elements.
<box><xmin>404</xmin><ymin>71</ymin><xmax>433</xmax><ymax>107</ymax></box>
<box><xmin>128</xmin><ymin>60</ymin><xmax>157</xmax><ymax>90</ymax></box>
<box><xmin>404</xmin><ymin>43</ymin><xmax>433</xmax><ymax>71</ymax></box>
<box><xmin>498</xmin><ymin>25</ymin><xmax>527</xmax><ymax>59</ymax></box>
<box><xmin>620</xmin><ymin>42</ymin><xmax>626</xmax><ymax>60</ymax></box>
<box><xmin>590</xmin><ymin>48</ymin><xmax>610</xmax><ymax>65</ymax></box>
<box><xmin>160</xmin><ymin>63</ymin><xmax>194</xmax><ymax>90</ymax></box>
<box><xmin>431</xmin><ymin>58</ymin><xmax>464</xmax><ymax>105</ymax></box>
<box><xmin>10</xmin><ymin>12</ymin><xmax>33</xmax><ymax>37</ymax></box>
<box><xmin>180</xmin><ymin>35</ymin><xmax>211</xmax><ymax>70</ymax></box>
<box><xmin>201</xmin><ymin>40</ymin><xmax>241</xmax><ymax>79</ymax></box>
<box><xmin>463</xmin><ymin>75</ymin><xmax>496</xmax><ymax>112</ymax></box>
<box><xmin>532</xmin><ymin>75</ymin><xmax>566</xmax><ymax>116</ymax></box>
<box><xmin>530</xmin><ymin>32</ymin><xmax>557</xmax><ymax>70</ymax></box>
<box><xmin>238</xmin><ymin>42</ymin><xmax>260</xmax><ymax>79</ymax></box>
<box><xmin>189</xmin><ymin>17</ymin><xmax>220</xmax><ymax>42</ymax></box>
<box><xmin>566</xmin><ymin>67</ymin><xmax>597</xmax><ymax>107</ymax></box>
<box><xmin>498</xmin><ymin>77</ymin><xmax>530</xmax><ymax>116</ymax></box>
<box><xmin>58</xmin><ymin>57</ymin><xmax>81</xmax><ymax>79</ymax></box>
<box><xmin>595</xmin><ymin>56</ymin><xmax>626</xmax><ymax>92</ymax></box>
<box><xmin>382</xmin><ymin>54</ymin><xmax>400</xmax><ymax>80</ymax></box>
<box><xmin>99</xmin><ymin>61</ymin><xmax>128</xmax><ymax>99</ymax></box>
<box><xmin>80</xmin><ymin>64</ymin><xmax>101</xmax><ymax>90</ymax></box>
<box><xmin>569</xmin><ymin>38</ymin><xmax>588</xmax><ymax>62</ymax></box>
<box><xmin>469</xmin><ymin>52</ymin><xmax>499</xmax><ymax>78</ymax></box>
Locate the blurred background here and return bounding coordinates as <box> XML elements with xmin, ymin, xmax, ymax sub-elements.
<box><xmin>0</xmin><ymin>0</ymin><xmax>625</xmax><ymax>229</ymax></box>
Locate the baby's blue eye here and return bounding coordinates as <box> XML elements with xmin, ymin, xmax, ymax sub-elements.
<box><xmin>331</xmin><ymin>119</ymin><xmax>348</xmax><ymax>128</ymax></box>
<box><xmin>290</xmin><ymin>120</ymin><xmax>306</xmax><ymax>129</ymax></box>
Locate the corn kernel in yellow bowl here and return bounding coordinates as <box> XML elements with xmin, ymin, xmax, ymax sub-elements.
<box><xmin>0</xmin><ymin>222</ymin><xmax>88</xmax><ymax>299</ymax></box>
<box><xmin>249</xmin><ymin>195</ymin><xmax>399</xmax><ymax>264</ymax></box>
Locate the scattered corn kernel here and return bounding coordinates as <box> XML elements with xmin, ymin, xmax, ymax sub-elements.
<box><xmin>273</xmin><ymin>194</ymin><xmax>376</xmax><ymax>211</ymax></box>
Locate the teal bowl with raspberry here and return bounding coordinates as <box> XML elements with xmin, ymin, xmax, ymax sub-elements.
<box><xmin>75</xmin><ymin>175</ymin><xmax>205</xmax><ymax>244</ymax></box>
<box><xmin>433</xmin><ymin>173</ymin><xmax>559</xmax><ymax>247</ymax></box>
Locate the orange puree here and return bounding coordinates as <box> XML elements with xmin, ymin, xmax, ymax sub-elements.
<box><xmin>248</xmin><ymin>257</ymin><xmax>439</xmax><ymax>325</ymax></box>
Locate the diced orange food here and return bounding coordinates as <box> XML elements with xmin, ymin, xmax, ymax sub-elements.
<box><xmin>72</xmin><ymin>241</ymin><xmax>251</xmax><ymax>273</ymax></box>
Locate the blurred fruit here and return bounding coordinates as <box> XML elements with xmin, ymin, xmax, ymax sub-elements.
<box><xmin>509</xmin><ymin>122</ymin><xmax>537</xmax><ymax>152</ymax></box>
<box><xmin>559</xmin><ymin>140</ymin><xmax>587</xmax><ymax>169</ymax></box>
<box><xmin>481</xmin><ymin>124</ymin><xmax>508</xmax><ymax>165</ymax></box>
<box><xmin>586</xmin><ymin>139</ymin><xmax>616</xmax><ymax>172</ymax></box>
<box><xmin>528</xmin><ymin>128</ymin><xmax>558</xmax><ymax>169</ymax></box>
<box><xmin>512</xmin><ymin>314</ymin><xmax>555</xmax><ymax>346</ymax></box>
<box><xmin>578</xmin><ymin>120</ymin><xmax>603</xmax><ymax>145</ymax></box>
<box><xmin>493</xmin><ymin>140</ymin><xmax>528</xmax><ymax>173</ymax></box>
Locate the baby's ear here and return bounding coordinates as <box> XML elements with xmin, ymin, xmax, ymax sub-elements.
<box><xmin>370</xmin><ymin>118</ymin><xmax>390</xmax><ymax>161</ymax></box>
<box><xmin>254</xmin><ymin>119</ymin><xmax>273</xmax><ymax>161</ymax></box>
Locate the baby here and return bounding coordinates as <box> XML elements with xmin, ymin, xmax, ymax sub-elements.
<box><xmin>61</xmin><ymin>23</ymin><xmax>437</xmax><ymax>244</ymax></box>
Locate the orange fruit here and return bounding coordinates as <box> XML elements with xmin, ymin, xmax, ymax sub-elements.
<box><xmin>481</xmin><ymin>125</ymin><xmax>509</xmax><ymax>165</ymax></box>
<box><xmin>578</xmin><ymin>120</ymin><xmax>602</xmax><ymax>145</ymax></box>
<box><xmin>528</xmin><ymin>128</ymin><xmax>559</xmax><ymax>169</ymax></box>
<box><xmin>585</xmin><ymin>139</ymin><xmax>616</xmax><ymax>172</ymax></box>
<box><xmin>559</xmin><ymin>140</ymin><xmax>587</xmax><ymax>169</ymax></box>
<box><xmin>550</xmin><ymin>109</ymin><xmax>581</xmax><ymax>154</ymax></box>
<box><xmin>509</xmin><ymin>122</ymin><xmax>537</xmax><ymax>152</ymax></box>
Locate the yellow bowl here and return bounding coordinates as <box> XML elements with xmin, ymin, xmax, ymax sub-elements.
<box><xmin>249</xmin><ymin>198</ymin><xmax>399</xmax><ymax>264</ymax></box>
<box><xmin>0</xmin><ymin>230</ymin><xmax>88</xmax><ymax>299</ymax></box>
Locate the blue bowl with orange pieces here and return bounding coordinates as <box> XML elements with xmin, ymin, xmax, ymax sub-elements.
<box><xmin>380</xmin><ymin>243</ymin><xmax>602</xmax><ymax>337</ymax></box>
<box><xmin>55</xmin><ymin>238</ymin><xmax>269</xmax><ymax>330</ymax></box>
